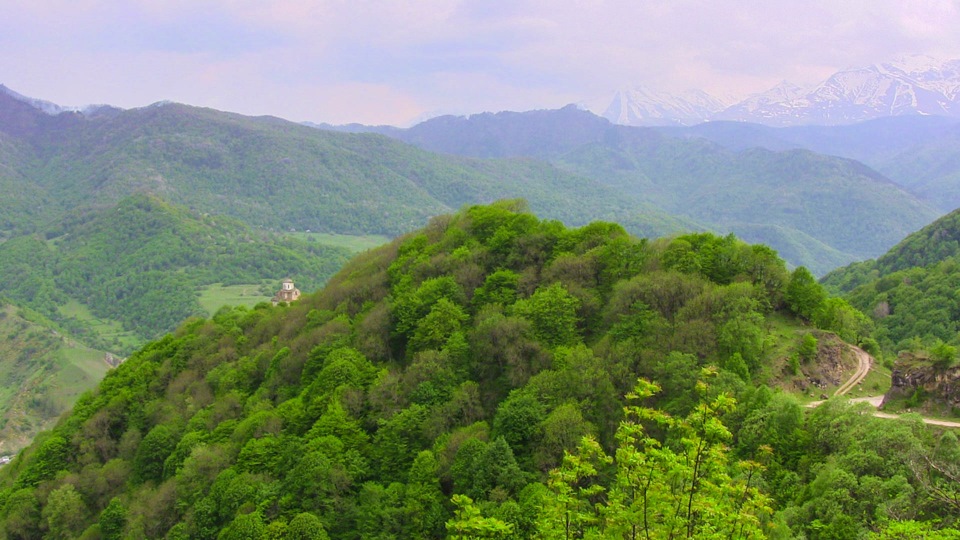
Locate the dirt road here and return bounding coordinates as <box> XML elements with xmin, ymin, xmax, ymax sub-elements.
<box><xmin>808</xmin><ymin>346</ymin><xmax>960</xmax><ymax>428</ymax></box>
<box><xmin>834</xmin><ymin>345</ymin><xmax>871</xmax><ymax>396</ymax></box>
<box><xmin>806</xmin><ymin>345</ymin><xmax>873</xmax><ymax>407</ymax></box>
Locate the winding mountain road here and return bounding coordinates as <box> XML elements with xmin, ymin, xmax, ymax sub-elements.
<box><xmin>808</xmin><ymin>345</ymin><xmax>960</xmax><ymax>428</ymax></box>
<box><xmin>833</xmin><ymin>345</ymin><xmax>872</xmax><ymax>397</ymax></box>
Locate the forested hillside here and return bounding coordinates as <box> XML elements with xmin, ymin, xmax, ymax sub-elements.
<box><xmin>367</xmin><ymin>106</ymin><xmax>939</xmax><ymax>274</ymax></box>
<box><xmin>0</xmin><ymin>90</ymin><xmax>687</xmax><ymax>243</ymax></box>
<box><xmin>1</xmin><ymin>88</ymin><xmax>941</xmax><ymax>275</ymax></box>
<box><xmin>823</xmin><ymin>207</ymin><xmax>960</xmax><ymax>355</ymax></box>
<box><xmin>656</xmin><ymin>115</ymin><xmax>960</xmax><ymax>213</ymax></box>
<box><xmin>1</xmin><ymin>202</ymin><xmax>953</xmax><ymax>539</ymax></box>
<box><xmin>0</xmin><ymin>303</ymin><xmax>108</xmax><ymax>455</ymax></box>
<box><xmin>0</xmin><ymin>194</ymin><xmax>351</xmax><ymax>350</ymax></box>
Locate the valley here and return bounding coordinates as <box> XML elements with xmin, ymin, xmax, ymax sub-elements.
<box><xmin>2</xmin><ymin>84</ymin><xmax>960</xmax><ymax>538</ymax></box>
<box><xmin>0</xmin><ymin>304</ymin><xmax>109</xmax><ymax>454</ymax></box>
<box><xmin>339</xmin><ymin>105</ymin><xmax>942</xmax><ymax>275</ymax></box>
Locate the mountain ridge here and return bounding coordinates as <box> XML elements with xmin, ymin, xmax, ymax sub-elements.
<box><xmin>1</xmin><ymin>84</ymin><xmax>944</xmax><ymax>275</ymax></box>
<box><xmin>0</xmin><ymin>201</ymin><xmax>908</xmax><ymax>540</ymax></box>
<box><xmin>0</xmin><ymin>88</ymin><xmax>689</xmax><ymax>243</ymax></box>
<box><xmin>363</xmin><ymin>106</ymin><xmax>941</xmax><ymax>274</ymax></box>
<box><xmin>601</xmin><ymin>86</ymin><xmax>728</xmax><ymax>126</ymax></box>
<box><xmin>605</xmin><ymin>56</ymin><xmax>960</xmax><ymax>127</ymax></box>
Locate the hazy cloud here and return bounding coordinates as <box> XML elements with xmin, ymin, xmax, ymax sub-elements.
<box><xmin>2</xmin><ymin>0</ymin><xmax>960</xmax><ymax>124</ymax></box>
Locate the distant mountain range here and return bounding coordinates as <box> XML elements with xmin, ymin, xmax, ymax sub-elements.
<box><xmin>605</xmin><ymin>56</ymin><xmax>960</xmax><ymax>126</ymax></box>
<box><xmin>0</xmin><ymin>84</ymin><xmax>683</xmax><ymax>242</ymax></box>
<box><xmin>354</xmin><ymin>105</ymin><xmax>940</xmax><ymax>275</ymax></box>
<box><xmin>0</xmin><ymin>81</ymin><xmax>951</xmax><ymax>277</ymax></box>
<box><xmin>652</xmin><ymin>115</ymin><xmax>960</xmax><ymax>212</ymax></box>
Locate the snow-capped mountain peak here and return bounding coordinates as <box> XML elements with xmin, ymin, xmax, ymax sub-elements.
<box><xmin>0</xmin><ymin>84</ymin><xmax>81</xmax><ymax>115</ymax></box>
<box><xmin>604</xmin><ymin>57</ymin><xmax>960</xmax><ymax>127</ymax></box>
<box><xmin>0</xmin><ymin>84</ymin><xmax>112</xmax><ymax>117</ymax></box>
<box><xmin>885</xmin><ymin>54</ymin><xmax>950</xmax><ymax>76</ymax></box>
<box><xmin>601</xmin><ymin>85</ymin><xmax>728</xmax><ymax>126</ymax></box>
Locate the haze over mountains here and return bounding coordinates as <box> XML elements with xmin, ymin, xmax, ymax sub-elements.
<box><xmin>1</xmin><ymin>79</ymin><xmax>954</xmax><ymax>279</ymax></box>
<box><xmin>604</xmin><ymin>56</ymin><xmax>960</xmax><ymax>126</ymax></box>
<box><xmin>346</xmin><ymin>105</ymin><xmax>940</xmax><ymax>275</ymax></box>
<box><xmin>654</xmin><ymin>115</ymin><xmax>960</xmax><ymax>213</ymax></box>
<box><xmin>0</xmin><ymin>85</ymin><xmax>683</xmax><ymax>241</ymax></box>
<box><xmin>8</xmin><ymin>56</ymin><xmax>960</xmax><ymax>538</ymax></box>
<box><xmin>5</xmin><ymin>77</ymin><xmax>949</xmax><ymax>278</ymax></box>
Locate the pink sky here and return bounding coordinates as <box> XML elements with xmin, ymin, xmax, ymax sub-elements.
<box><xmin>3</xmin><ymin>1</ymin><xmax>959</xmax><ymax>125</ymax></box>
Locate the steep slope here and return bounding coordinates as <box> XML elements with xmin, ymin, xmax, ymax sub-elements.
<box><xmin>559</xmin><ymin>141</ymin><xmax>936</xmax><ymax>267</ymax></box>
<box><xmin>601</xmin><ymin>86</ymin><xmax>727</xmax><ymax>126</ymax></box>
<box><xmin>822</xmin><ymin>208</ymin><xmax>960</xmax><ymax>351</ymax></box>
<box><xmin>0</xmin><ymin>303</ymin><xmax>108</xmax><ymax>455</ymax></box>
<box><xmin>869</xmin><ymin>123</ymin><xmax>960</xmax><ymax>211</ymax></box>
<box><xmin>656</xmin><ymin>116</ymin><xmax>960</xmax><ymax>212</ymax></box>
<box><xmin>0</xmin><ymin>89</ymin><xmax>683</xmax><ymax>240</ymax></box>
<box><xmin>0</xmin><ymin>201</ymin><xmax>900</xmax><ymax>539</ymax></box>
<box><xmin>822</xmin><ymin>209</ymin><xmax>960</xmax><ymax>418</ymax></box>
<box><xmin>0</xmin><ymin>194</ymin><xmax>352</xmax><ymax>349</ymax></box>
<box><xmin>387</xmin><ymin>107</ymin><xmax>939</xmax><ymax>274</ymax></box>
<box><xmin>0</xmin><ymin>131</ymin><xmax>49</xmax><ymax>239</ymax></box>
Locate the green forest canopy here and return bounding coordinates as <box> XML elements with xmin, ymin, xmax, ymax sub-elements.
<box><xmin>822</xmin><ymin>207</ymin><xmax>960</xmax><ymax>358</ymax></box>
<box><xmin>0</xmin><ymin>201</ymin><xmax>954</xmax><ymax>539</ymax></box>
<box><xmin>0</xmin><ymin>194</ymin><xmax>352</xmax><ymax>352</ymax></box>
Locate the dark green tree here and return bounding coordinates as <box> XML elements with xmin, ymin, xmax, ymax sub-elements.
<box><xmin>99</xmin><ymin>497</ymin><xmax>128</xmax><ymax>540</ymax></box>
<box><xmin>786</xmin><ymin>266</ymin><xmax>825</xmax><ymax>320</ymax></box>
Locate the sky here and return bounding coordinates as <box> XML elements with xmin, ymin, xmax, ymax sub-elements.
<box><xmin>3</xmin><ymin>0</ymin><xmax>960</xmax><ymax>126</ymax></box>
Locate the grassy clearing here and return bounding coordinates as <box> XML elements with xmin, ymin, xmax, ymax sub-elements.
<box><xmin>199</xmin><ymin>283</ymin><xmax>272</xmax><ymax>316</ymax></box>
<box><xmin>58</xmin><ymin>299</ymin><xmax>140</xmax><ymax>350</ymax></box>
<box><xmin>0</xmin><ymin>306</ymin><xmax>110</xmax><ymax>453</ymax></box>
<box><xmin>758</xmin><ymin>313</ymin><xmax>892</xmax><ymax>403</ymax></box>
<box><xmin>51</xmin><ymin>346</ymin><xmax>110</xmax><ymax>407</ymax></box>
<box><xmin>60</xmin><ymin>346</ymin><xmax>110</xmax><ymax>381</ymax></box>
<box><xmin>284</xmin><ymin>232</ymin><xmax>390</xmax><ymax>253</ymax></box>
<box><xmin>757</xmin><ymin>313</ymin><xmax>809</xmax><ymax>382</ymax></box>
<box><xmin>843</xmin><ymin>362</ymin><xmax>892</xmax><ymax>399</ymax></box>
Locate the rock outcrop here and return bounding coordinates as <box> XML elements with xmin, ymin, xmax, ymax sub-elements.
<box><xmin>885</xmin><ymin>352</ymin><xmax>960</xmax><ymax>409</ymax></box>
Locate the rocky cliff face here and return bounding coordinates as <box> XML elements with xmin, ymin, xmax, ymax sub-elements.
<box><xmin>886</xmin><ymin>353</ymin><xmax>960</xmax><ymax>409</ymax></box>
<box><xmin>784</xmin><ymin>333</ymin><xmax>855</xmax><ymax>397</ymax></box>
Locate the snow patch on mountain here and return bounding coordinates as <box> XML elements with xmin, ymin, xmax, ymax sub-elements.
<box><xmin>605</xmin><ymin>56</ymin><xmax>960</xmax><ymax>127</ymax></box>
<box><xmin>0</xmin><ymin>84</ymin><xmax>81</xmax><ymax>115</ymax></box>
<box><xmin>0</xmin><ymin>84</ymin><xmax>112</xmax><ymax>117</ymax></box>
<box><xmin>602</xmin><ymin>85</ymin><xmax>730</xmax><ymax>126</ymax></box>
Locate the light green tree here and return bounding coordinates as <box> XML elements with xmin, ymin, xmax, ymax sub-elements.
<box><xmin>798</xmin><ymin>334</ymin><xmax>818</xmax><ymax>363</ymax></box>
<box><xmin>538</xmin><ymin>375</ymin><xmax>772</xmax><ymax>539</ymax></box>
<box><xmin>43</xmin><ymin>484</ymin><xmax>87</xmax><ymax>540</ymax></box>
<box><xmin>98</xmin><ymin>497</ymin><xmax>127</xmax><ymax>540</ymax></box>
<box><xmin>445</xmin><ymin>494</ymin><xmax>514</xmax><ymax>539</ymax></box>
<box><xmin>218</xmin><ymin>511</ymin><xmax>266</xmax><ymax>540</ymax></box>
<box><xmin>287</xmin><ymin>512</ymin><xmax>330</xmax><ymax>540</ymax></box>
<box><xmin>512</xmin><ymin>283</ymin><xmax>581</xmax><ymax>348</ymax></box>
